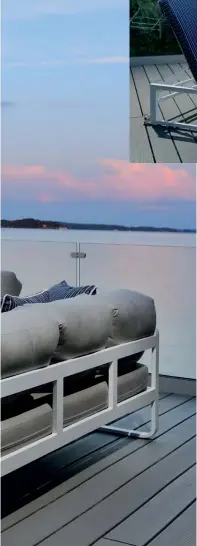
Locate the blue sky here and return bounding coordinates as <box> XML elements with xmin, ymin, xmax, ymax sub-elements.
<box><xmin>1</xmin><ymin>0</ymin><xmax>196</xmax><ymax>229</ymax></box>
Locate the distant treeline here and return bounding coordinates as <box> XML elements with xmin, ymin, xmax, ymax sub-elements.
<box><xmin>1</xmin><ymin>218</ymin><xmax>195</xmax><ymax>233</ymax></box>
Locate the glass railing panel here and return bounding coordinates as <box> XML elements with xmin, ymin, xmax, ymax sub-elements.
<box><xmin>1</xmin><ymin>239</ymin><xmax>78</xmax><ymax>294</ymax></box>
<box><xmin>79</xmin><ymin>242</ymin><xmax>196</xmax><ymax>380</ymax></box>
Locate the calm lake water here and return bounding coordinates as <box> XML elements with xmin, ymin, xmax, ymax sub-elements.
<box><xmin>1</xmin><ymin>228</ymin><xmax>196</xmax><ymax>379</ymax></box>
<box><xmin>1</xmin><ymin>227</ymin><xmax>195</xmax><ymax>246</ymax></box>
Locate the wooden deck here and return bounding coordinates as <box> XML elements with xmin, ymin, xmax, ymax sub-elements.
<box><xmin>130</xmin><ymin>61</ymin><xmax>197</xmax><ymax>163</ymax></box>
<box><xmin>1</xmin><ymin>393</ymin><xmax>196</xmax><ymax>546</ymax></box>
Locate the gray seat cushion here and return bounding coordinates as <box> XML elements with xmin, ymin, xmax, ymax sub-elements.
<box><xmin>1</xmin><ymin>404</ymin><xmax>52</xmax><ymax>454</ymax></box>
<box><xmin>1</xmin><ymin>271</ymin><xmax>22</xmax><ymax>298</ymax></box>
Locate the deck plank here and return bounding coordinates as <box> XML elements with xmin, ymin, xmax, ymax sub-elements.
<box><xmin>107</xmin><ymin>466</ymin><xmax>196</xmax><ymax>545</ymax></box>
<box><xmin>130</xmin><ymin>71</ymin><xmax>154</xmax><ymax>162</ymax></box>
<box><xmin>2</xmin><ymin>412</ymin><xmax>196</xmax><ymax>546</ymax></box>
<box><xmin>169</xmin><ymin>63</ymin><xmax>197</xmax><ymax>113</ymax></box>
<box><xmin>2</xmin><ymin>395</ymin><xmax>194</xmax><ymax>531</ymax></box>
<box><xmin>32</xmin><ymin>437</ymin><xmax>196</xmax><ymax>546</ymax></box>
<box><xmin>155</xmin><ymin>63</ymin><xmax>197</xmax><ymax>159</ymax></box>
<box><xmin>1</xmin><ymin>393</ymin><xmax>169</xmax><ymax>519</ymax></box>
<box><xmin>130</xmin><ymin>61</ymin><xmax>197</xmax><ymax>163</ymax></box>
<box><xmin>144</xmin><ymin>64</ymin><xmax>197</xmax><ymax>163</ymax></box>
<box><xmin>148</xmin><ymin>502</ymin><xmax>196</xmax><ymax>546</ymax></box>
<box><xmin>131</xmin><ymin>66</ymin><xmax>180</xmax><ymax>163</ymax></box>
<box><xmin>115</xmin><ymin>392</ymin><xmax>192</xmax><ymax>428</ymax></box>
<box><xmin>130</xmin><ymin>71</ymin><xmax>142</xmax><ymax>118</ymax></box>
<box><xmin>130</xmin><ymin>117</ymin><xmax>154</xmax><ymax>163</ymax></box>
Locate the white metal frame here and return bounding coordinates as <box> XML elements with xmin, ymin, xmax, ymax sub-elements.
<box><xmin>1</xmin><ymin>331</ymin><xmax>159</xmax><ymax>476</ymax></box>
<box><xmin>145</xmin><ymin>80</ymin><xmax>197</xmax><ymax>132</ymax></box>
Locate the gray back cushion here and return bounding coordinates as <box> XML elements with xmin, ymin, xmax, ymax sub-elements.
<box><xmin>96</xmin><ymin>289</ymin><xmax>156</xmax><ymax>345</ymax></box>
<box><xmin>1</xmin><ymin>306</ymin><xmax>60</xmax><ymax>378</ymax></box>
<box><xmin>1</xmin><ymin>295</ymin><xmax>113</xmax><ymax>378</ymax></box>
<box><xmin>47</xmin><ymin>296</ymin><xmax>113</xmax><ymax>361</ymax></box>
<box><xmin>1</xmin><ymin>271</ymin><xmax>22</xmax><ymax>298</ymax></box>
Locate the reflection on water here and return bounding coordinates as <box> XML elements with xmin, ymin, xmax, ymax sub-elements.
<box><xmin>1</xmin><ymin>230</ymin><xmax>196</xmax><ymax>379</ymax></box>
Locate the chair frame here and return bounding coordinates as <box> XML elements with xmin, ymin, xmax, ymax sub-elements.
<box><xmin>1</xmin><ymin>330</ymin><xmax>159</xmax><ymax>476</ymax></box>
<box><xmin>144</xmin><ymin>0</ymin><xmax>197</xmax><ymax>132</ymax></box>
<box><xmin>145</xmin><ymin>79</ymin><xmax>197</xmax><ymax>132</ymax></box>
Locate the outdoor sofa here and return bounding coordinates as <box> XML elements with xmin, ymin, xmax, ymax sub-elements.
<box><xmin>1</xmin><ymin>271</ymin><xmax>159</xmax><ymax>476</ymax></box>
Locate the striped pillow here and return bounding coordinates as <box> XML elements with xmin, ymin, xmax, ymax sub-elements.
<box><xmin>1</xmin><ymin>281</ymin><xmax>97</xmax><ymax>313</ymax></box>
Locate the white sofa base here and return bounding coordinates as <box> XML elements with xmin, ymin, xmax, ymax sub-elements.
<box><xmin>1</xmin><ymin>330</ymin><xmax>159</xmax><ymax>476</ymax></box>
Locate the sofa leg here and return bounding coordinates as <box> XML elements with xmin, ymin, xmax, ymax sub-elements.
<box><xmin>99</xmin><ymin>398</ymin><xmax>159</xmax><ymax>440</ymax></box>
<box><xmin>100</xmin><ymin>333</ymin><xmax>159</xmax><ymax>440</ymax></box>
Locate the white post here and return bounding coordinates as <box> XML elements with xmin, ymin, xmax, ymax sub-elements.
<box><xmin>108</xmin><ymin>360</ymin><xmax>118</xmax><ymax>410</ymax></box>
<box><xmin>150</xmin><ymin>330</ymin><xmax>159</xmax><ymax>436</ymax></box>
<box><xmin>150</xmin><ymin>83</ymin><xmax>158</xmax><ymax>123</ymax></box>
<box><xmin>52</xmin><ymin>378</ymin><xmax>64</xmax><ymax>434</ymax></box>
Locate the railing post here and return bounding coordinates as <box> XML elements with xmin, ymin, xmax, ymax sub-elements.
<box><xmin>150</xmin><ymin>83</ymin><xmax>157</xmax><ymax>123</ymax></box>
<box><xmin>52</xmin><ymin>378</ymin><xmax>64</xmax><ymax>434</ymax></box>
<box><xmin>108</xmin><ymin>360</ymin><xmax>118</xmax><ymax>410</ymax></box>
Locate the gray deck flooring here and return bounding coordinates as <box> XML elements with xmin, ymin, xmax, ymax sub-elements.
<box><xmin>1</xmin><ymin>393</ymin><xmax>196</xmax><ymax>546</ymax></box>
<box><xmin>130</xmin><ymin>61</ymin><xmax>197</xmax><ymax>163</ymax></box>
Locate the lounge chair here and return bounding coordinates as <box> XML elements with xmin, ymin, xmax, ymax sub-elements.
<box><xmin>1</xmin><ymin>272</ymin><xmax>159</xmax><ymax>476</ymax></box>
<box><xmin>145</xmin><ymin>0</ymin><xmax>197</xmax><ymax>132</ymax></box>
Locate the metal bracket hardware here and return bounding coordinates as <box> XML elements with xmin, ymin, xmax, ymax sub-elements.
<box><xmin>70</xmin><ymin>252</ymin><xmax>86</xmax><ymax>259</ymax></box>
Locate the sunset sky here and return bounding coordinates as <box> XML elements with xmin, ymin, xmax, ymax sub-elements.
<box><xmin>1</xmin><ymin>0</ymin><xmax>196</xmax><ymax>229</ymax></box>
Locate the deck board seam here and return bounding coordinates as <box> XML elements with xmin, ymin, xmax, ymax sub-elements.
<box><xmin>130</xmin><ymin>66</ymin><xmax>155</xmax><ymax>161</ymax></box>
<box><xmin>130</xmin><ymin>61</ymin><xmax>197</xmax><ymax>162</ymax></box>
<box><xmin>3</xmin><ymin>409</ymin><xmax>196</xmax><ymax>529</ymax></box>
<box><xmin>86</xmin><ymin>463</ymin><xmax>197</xmax><ymax>546</ymax></box>
<box><xmin>156</xmin><ymin>64</ymin><xmax>197</xmax><ymax>144</ymax></box>
<box><xmin>135</xmin><ymin>64</ymin><xmax>178</xmax><ymax>162</ymax></box>
<box><xmin>168</xmin><ymin>63</ymin><xmax>197</xmax><ymax>114</ymax></box>
<box><xmin>5</xmin><ymin>395</ymin><xmax>195</xmax><ymax>527</ymax></box>
<box><xmin>143</xmin><ymin>64</ymin><xmax>182</xmax><ymax>162</ymax></box>
<box><xmin>0</xmin><ymin>394</ymin><xmax>174</xmax><ymax>520</ymax></box>
<box><xmin>33</xmin><ymin>460</ymin><xmax>196</xmax><ymax>546</ymax></box>
<box><xmin>101</xmin><ymin>536</ymin><xmax>137</xmax><ymax>546</ymax></box>
<box><xmin>131</xmin><ymin>67</ymin><xmax>156</xmax><ymax>162</ymax></box>
<box><xmin>142</xmin><ymin>498</ymin><xmax>196</xmax><ymax>546</ymax></box>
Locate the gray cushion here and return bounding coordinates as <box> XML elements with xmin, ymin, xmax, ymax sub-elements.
<box><xmin>1</xmin><ymin>305</ymin><xmax>60</xmax><ymax>378</ymax></box>
<box><xmin>1</xmin><ymin>383</ymin><xmax>108</xmax><ymax>454</ymax></box>
<box><xmin>1</xmin><ymin>404</ymin><xmax>52</xmax><ymax>454</ymax></box>
<box><xmin>1</xmin><ymin>271</ymin><xmax>22</xmax><ymax>298</ymax></box>
<box><xmin>117</xmin><ymin>362</ymin><xmax>148</xmax><ymax>401</ymax></box>
<box><xmin>46</xmin><ymin>296</ymin><xmax>113</xmax><ymax>361</ymax></box>
<box><xmin>96</xmin><ymin>289</ymin><xmax>156</xmax><ymax>345</ymax></box>
<box><xmin>1</xmin><ymin>363</ymin><xmax>148</xmax><ymax>454</ymax></box>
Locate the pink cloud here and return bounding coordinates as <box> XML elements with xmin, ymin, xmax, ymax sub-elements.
<box><xmin>2</xmin><ymin>165</ymin><xmax>45</xmax><ymax>177</ymax></box>
<box><xmin>98</xmin><ymin>160</ymin><xmax>196</xmax><ymax>201</ymax></box>
<box><xmin>1</xmin><ymin>163</ymin><xmax>97</xmax><ymax>199</ymax></box>
<box><xmin>1</xmin><ymin>161</ymin><xmax>196</xmax><ymax>203</ymax></box>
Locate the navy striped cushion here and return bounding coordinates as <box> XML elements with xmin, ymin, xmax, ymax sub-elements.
<box><xmin>159</xmin><ymin>0</ymin><xmax>197</xmax><ymax>82</ymax></box>
<box><xmin>1</xmin><ymin>281</ymin><xmax>97</xmax><ymax>313</ymax></box>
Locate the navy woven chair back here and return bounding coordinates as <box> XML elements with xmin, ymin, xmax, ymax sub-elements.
<box><xmin>158</xmin><ymin>0</ymin><xmax>197</xmax><ymax>82</ymax></box>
